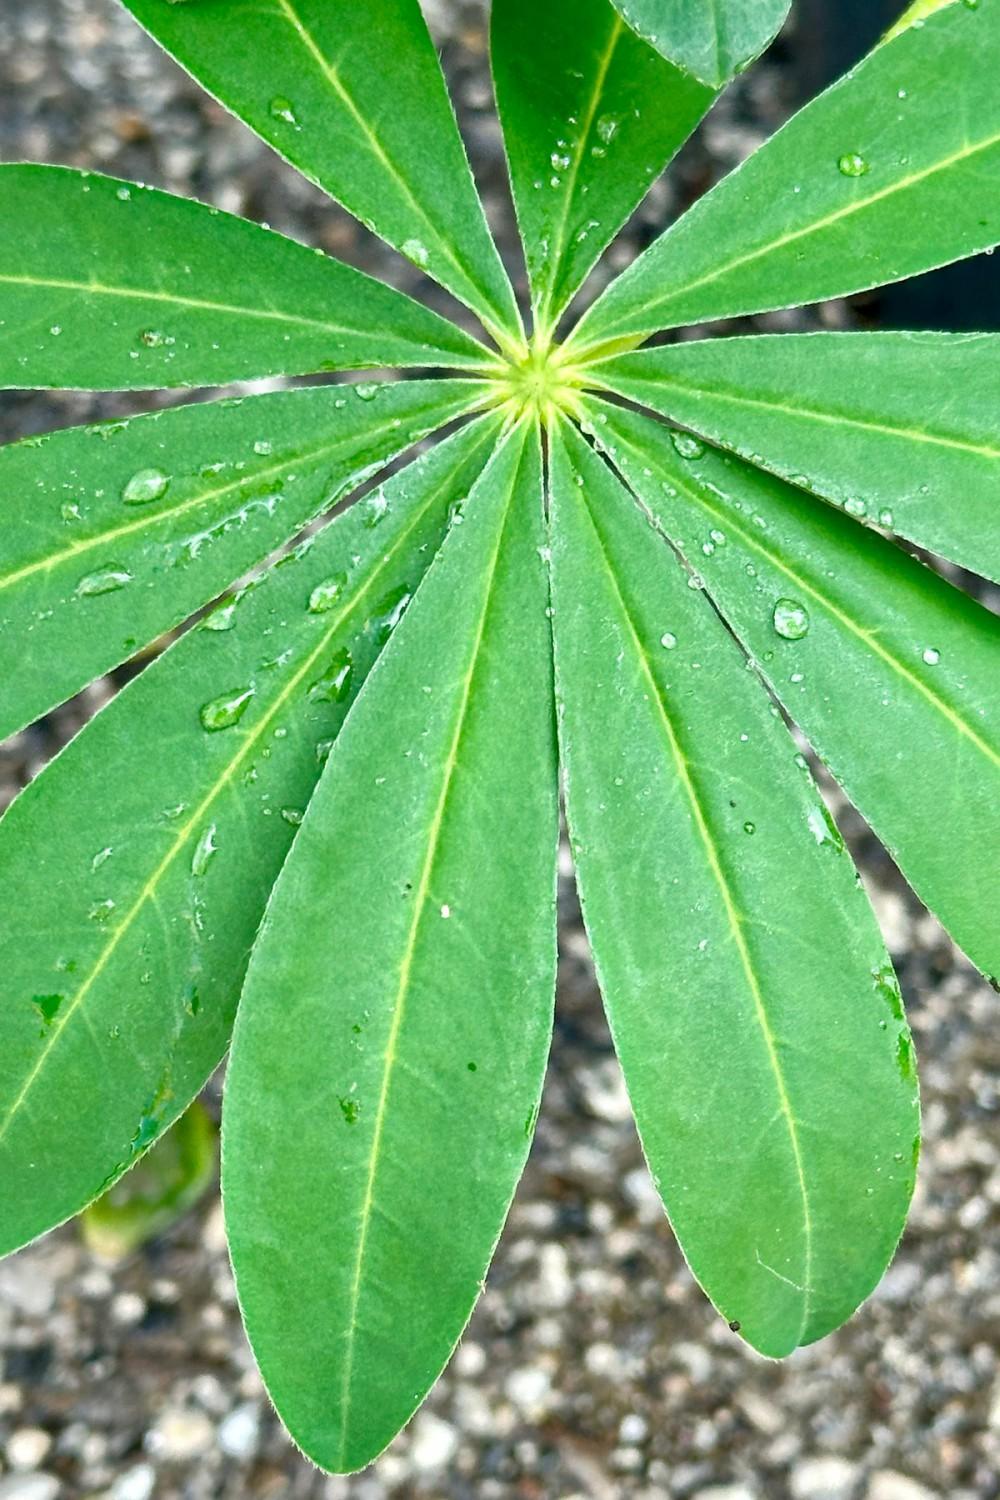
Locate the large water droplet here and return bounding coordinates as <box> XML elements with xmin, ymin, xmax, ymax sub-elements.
<box><xmin>401</xmin><ymin>238</ymin><xmax>430</xmax><ymax>268</ymax></box>
<box><xmin>355</xmin><ymin>383</ymin><xmax>379</xmax><ymax>402</ymax></box>
<box><xmin>922</xmin><ymin>646</ymin><xmax>941</xmax><ymax>666</ymax></box>
<box><xmin>838</xmin><ymin>152</ymin><xmax>870</xmax><ymax>177</ymax></box>
<box><xmin>122</xmin><ymin>467</ymin><xmax>170</xmax><ymax>505</ymax></box>
<box><xmin>191</xmin><ymin>823</ymin><xmax>218</xmax><ymax>877</ymax></box>
<box><xmin>308</xmin><ymin>648</ymin><xmax>353</xmax><ymax>703</ymax></box>
<box><xmin>671</xmin><ymin>431</ymin><xmax>705</xmax><ymax>461</ymax></box>
<box><xmin>308</xmin><ymin>574</ymin><xmax>348</xmax><ymax>614</ymax></box>
<box><xmin>76</xmin><ymin>566</ymin><xmax>133</xmax><ymax>598</ymax></box>
<box><xmin>200</xmin><ymin>687</ymin><xmax>255</xmax><ymax>732</ymax></box>
<box><xmin>269</xmin><ymin>96</ymin><xmax>299</xmax><ymax>127</ymax></box>
<box><xmin>772</xmin><ymin>598</ymin><xmax>811</xmax><ymax>640</ymax></box>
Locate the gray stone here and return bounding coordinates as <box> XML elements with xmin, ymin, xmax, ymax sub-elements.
<box><xmin>791</xmin><ymin>1457</ymin><xmax>860</xmax><ymax>1500</ymax></box>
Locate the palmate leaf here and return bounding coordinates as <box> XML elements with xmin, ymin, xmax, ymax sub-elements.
<box><xmin>569</xmin><ymin>0</ymin><xmax>1000</xmax><ymax>354</ymax></box>
<box><xmin>0</xmin><ymin>378</ymin><xmax>483</xmax><ymax>743</ymax></box>
<box><xmin>224</xmin><ymin>421</ymin><xmax>559</xmax><ymax>1473</ymax></box>
<box><xmin>0</xmin><ymin>416</ymin><xmax>500</xmax><ymax>1258</ymax></box>
<box><xmin>592</xmin><ymin>399</ymin><xmax>1000</xmax><ymax>981</ymax></box>
<box><xmin>594</xmin><ymin>332</ymin><xmax>1000</xmax><ymax>582</ymax></box>
<box><xmin>549</xmin><ymin>419</ymin><xmax>919</xmax><ymax>1356</ymax></box>
<box><xmin>0</xmin><ymin>166</ymin><xmax>490</xmax><ymax>391</ymax></box>
<box><xmin>491</xmin><ymin>0</ymin><xmax>714</xmax><ymax>327</ymax></box>
<box><xmin>608</xmin><ymin>0</ymin><xmax>791</xmax><ymax>88</ymax></box>
<box><xmin>119</xmin><ymin>0</ymin><xmax>521</xmax><ymax>346</ymax></box>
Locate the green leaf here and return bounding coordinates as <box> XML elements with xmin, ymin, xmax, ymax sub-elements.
<box><xmin>80</xmin><ymin>1099</ymin><xmax>218</xmax><ymax>1260</ymax></box>
<box><xmin>548</xmin><ymin>419</ymin><xmax>919</xmax><ymax>1357</ymax></box>
<box><xmin>491</xmin><ymin>0</ymin><xmax>714</xmax><ymax>326</ymax></box>
<box><xmin>0</xmin><ymin>378</ymin><xmax>483</xmax><ymax>744</ymax></box>
<box><xmin>607</xmin><ymin>0</ymin><xmax>790</xmax><ymax>87</ymax></box>
<box><xmin>593</xmin><ymin>332</ymin><xmax>1000</xmax><ymax>582</ymax></box>
<box><xmin>119</xmin><ymin>0</ymin><xmax>521</xmax><ymax>345</ymax></box>
<box><xmin>592</xmin><ymin>399</ymin><xmax>1000</xmax><ymax>981</ymax></box>
<box><xmin>0</xmin><ymin>417</ymin><xmax>498</xmax><ymax>1258</ymax></box>
<box><xmin>224</xmin><ymin>421</ymin><xmax>558</xmax><ymax>1472</ymax></box>
<box><xmin>0</xmin><ymin>166</ymin><xmax>492</xmax><ymax>391</ymax></box>
<box><xmin>570</xmin><ymin>0</ymin><xmax>1000</xmax><ymax>352</ymax></box>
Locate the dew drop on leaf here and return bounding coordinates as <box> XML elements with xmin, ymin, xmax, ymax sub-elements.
<box><xmin>75</xmin><ymin>566</ymin><xmax>133</xmax><ymax>598</ymax></box>
<box><xmin>922</xmin><ymin>646</ymin><xmax>941</xmax><ymax>666</ymax></box>
<box><xmin>308</xmin><ymin>648</ymin><xmax>353</xmax><ymax>703</ymax></box>
<box><xmin>838</xmin><ymin>152</ymin><xmax>870</xmax><ymax>177</ymax></box>
<box><xmin>199</xmin><ymin>687</ymin><xmax>255</xmax><ymax>732</ymax></box>
<box><xmin>660</xmin><ymin>632</ymin><xmax>678</xmax><ymax>650</ymax></box>
<box><xmin>308</xmin><ymin>574</ymin><xmax>348</xmax><ymax>614</ymax></box>
<box><xmin>355</xmin><ymin>383</ymin><xmax>379</xmax><ymax>402</ymax></box>
<box><xmin>772</xmin><ymin>598</ymin><xmax>811</xmax><ymax>641</ymax></box>
<box><xmin>191</xmin><ymin>823</ymin><xmax>218</xmax><ymax>877</ymax></box>
<box><xmin>269</xmin><ymin>96</ymin><xmax>299</xmax><ymax>127</ymax></box>
<box><xmin>122</xmin><ymin>467</ymin><xmax>170</xmax><ymax>505</ymax></box>
<box><xmin>670</xmin><ymin>432</ymin><xmax>705</xmax><ymax>460</ymax></box>
<box><xmin>401</xmin><ymin>238</ymin><xmax>430</xmax><ymax>268</ymax></box>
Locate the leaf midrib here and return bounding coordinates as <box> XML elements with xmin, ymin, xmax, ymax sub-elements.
<box><xmin>606</xmin><ymin>416</ymin><xmax>1000</xmax><ymax>771</ymax></box>
<box><xmin>0</xmin><ymin>425</ymin><xmax>495</xmax><ymax>1154</ymax></box>
<box><xmin>566</xmin><ymin>435</ymin><xmax>814</xmax><ymax>1340</ymax></box>
<box><xmin>273</xmin><ymin>0</ymin><xmax>511</xmax><ymax>338</ymax></box>
<box><xmin>0</xmin><ymin>273</ymin><xmax>421</xmax><ymax>344</ymax></box>
<box><xmin>536</xmin><ymin>12</ymin><xmax>624</xmax><ymax>324</ymax></box>
<box><xmin>0</xmin><ymin>400</ymin><xmax>467</xmax><ymax>597</ymax></box>
<box><xmin>610</xmin><ymin>365</ymin><xmax>1000</xmax><ymax>462</ymax></box>
<box><xmin>336</xmin><ymin>426</ymin><xmax>528</xmax><ymax>1466</ymax></box>
<box><xmin>589</xmin><ymin>128</ymin><xmax>1000</xmax><ymax>338</ymax></box>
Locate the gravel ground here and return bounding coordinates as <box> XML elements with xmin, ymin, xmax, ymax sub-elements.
<box><xmin>1</xmin><ymin>3</ymin><xmax>999</xmax><ymax>1498</ymax></box>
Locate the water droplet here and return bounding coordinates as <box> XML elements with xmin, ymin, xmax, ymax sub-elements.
<box><xmin>844</xmin><ymin>497</ymin><xmax>867</xmax><ymax>518</ymax></box>
<box><xmin>743</xmin><ymin>821</ymin><xmax>756</xmax><ymax>836</ymax></box>
<box><xmin>372</xmin><ymin>586</ymin><xmax>412</xmax><ymax>645</ymax></box>
<box><xmin>76</xmin><ymin>566</ymin><xmax>133</xmax><ymax>598</ymax></box>
<box><xmin>838</xmin><ymin>152</ymin><xmax>870</xmax><ymax>177</ymax></box>
<box><xmin>316</xmin><ymin>737</ymin><xmax>336</xmax><ymax>765</ymax></box>
<box><xmin>200</xmin><ymin>687</ymin><xmax>255</xmax><ymax>732</ymax></box>
<box><xmin>660</xmin><ymin>632</ymin><xmax>678</xmax><ymax>650</ymax></box>
<box><xmin>50</xmin><ymin>325</ymin><xmax>62</xmax><ymax>337</ymax></box>
<box><xmin>89</xmin><ymin>898</ymin><xmax>116</xmax><ymax>923</ymax></box>
<box><xmin>772</xmin><ymin>598</ymin><xmax>810</xmax><ymax>640</ymax></box>
<box><xmin>116</xmin><ymin>185</ymin><xmax>132</xmax><ymax>201</ymax></box>
<box><xmin>339</xmin><ymin>1096</ymin><xmax>361</xmax><ymax>1125</ymax></box>
<box><xmin>140</xmin><ymin>330</ymin><xmax>174</xmax><ymax>349</ymax></box>
<box><xmin>280</xmin><ymin>807</ymin><xmax>304</xmax><ymax>827</ymax></box>
<box><xmin>60</xmin><ymin>502</ymin><xmax>81</xmax><ymax>523</ymax></box>
<box><xmin>269</xmin><ymin>96</ymin><xmax>299</xmax><ymax>127</ymax></box>
<box><xmin>595</xmin><ymin>113</ymin><xmax>619</xmax><ymax>144</ymax></box>
<box><xmin>122</xmin><ymin>467</ymin><xmax>169</xmax><ymax>505</ymax></box>
<box><xmin>440</xmin><ymin>904</ymin><xmax>452</xmax><ymax>919</ymax></box>
<box><xmin>91</xmin><ymin>846</ymin><xmax>113</xmax><ymax>872</ymax></box>
<box><xmin>308</xmin><ymin>574</ymin><xmax>348</xmax><ymax>613</ymax></box>
<box><xmin>364</xmin><ymin>490</ymin><xmax>389</xmax><ymax>529</ymax></box>
<box><xmin>203</xmin><ymin>598</ymin><xmax>238</xmax><ymax>631</ymax></box>
<box><xmin>671</xmin><ymin>431</ymin><xmax>705</xmax><ymax>460</ymax></box>
<box><xmin>922</xmin><ymin>646</ymin><xmax>941</xmax><ymax>666</ymax></box>
<box><xmin>878</xmin><ymin>508</ymin><xmax>895</xmax><ymax>528</ymax></box>
<box><xmin>308</xmin><ymin>648</ymin><xmax>353</xmax><ymax>703</ymax></box>
<box><xmin>191</xmin><ymin>823</ymin><xmax>218</xmax><ymax>876</ymax></box>
<box><xmin>355</xmin><ymin>383</ymin><xmax>379</xmax><ymax>401</ymax></box>
<box><xmin>402</xmin><ymin>238</ymin><xmax>430</xmax><ymax>268</ymax></box>
<box><xmin>253</xmin><ymin>439</ymin><xmax>273</xmax><ymax>456</ymax></box>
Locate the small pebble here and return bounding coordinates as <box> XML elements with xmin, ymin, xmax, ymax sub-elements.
<box><xmin>217</xmin><ymin>1402</ymin><xmax>262</xmax><ymax>1461</ymax></box>
<box><xmin>110</xmin><ymin>1466</ymin><xmax>156</xmax><ymax>1500</ymax></box>
<box><xmin>5</xmin><ymin>1428</ymin><xmax>52</xmax><ymax>1472</ymax></box>
<box><xmin>867</xmin><ymin>1475</ymin><xmax>942</xmax><ymax>1500</ymax></box>
<box><xmin>791</xmin><ymin>1457</ymin><xmax>860</xmax><ymax>1500</ymax></box>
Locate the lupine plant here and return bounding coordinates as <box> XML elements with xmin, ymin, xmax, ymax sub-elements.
<box><xmin>0</xmin><ymin>0</ymin><xmax>998</xmax><ymax>1473</ymax></box>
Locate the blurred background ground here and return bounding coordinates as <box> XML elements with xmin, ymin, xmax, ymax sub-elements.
<box><xmin>2</xmin><ymin>2</ymin><xmax>1000</xmax><ymax>1497</ymax></box>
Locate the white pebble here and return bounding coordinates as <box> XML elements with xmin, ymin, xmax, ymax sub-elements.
<box><xmin>791</xmin><ymin>1457</ymin><xmax>859</xmax><ymax>1500</ymax></box>
<box><xmin>5</xmin><ymin>1428</ymin><xmax>52</xmax><ymax>1472</ymax></box>
<box><xmin>110</xmin><ymin>1465</ymin><xmax>156</xmax><ymax>1500</ymax></box>
<box><xmin>867</xmin><ymin>1475</ymin><xmax>941</xmax><ymax>1500</ymax></box>
<box><xmin>145</xmin><ymin>1408</ymin><xmax>215</xmax><ymax>1462</ymax></box>
<box><xmin>218</xmin><ymin>1403</ymin><xmax>262</xmax><ymax>1461</ymax></box>
<box><xmin>409</xmin><ymin>1411</ymin><xmax>459</xmax><ymax>1472</ymax></box>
